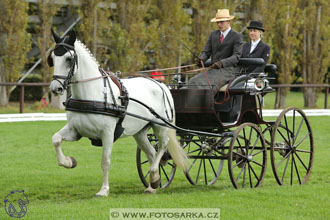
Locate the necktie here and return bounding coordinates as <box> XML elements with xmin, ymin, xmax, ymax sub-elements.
<box><xmin>220</xmin><ymin>34</ymin><xmax>224</xmax><ymax>43</ymax></box>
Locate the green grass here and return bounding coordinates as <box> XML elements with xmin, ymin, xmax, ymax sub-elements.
<box><xmin>0</xmin><ymin>118</ymin><xmax>329</xmax><ymax>219</ymax></box>
<box><xmin>262</xmin><ymin>91</ymin><xmax>329</xmax><ymax>109</ymax></box>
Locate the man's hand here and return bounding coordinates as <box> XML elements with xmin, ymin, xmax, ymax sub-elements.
<box><xmin>211</xmin><ymin>61</ymin><xmax>222</xmax><ymax>69</ymax></box>
<box><xmin>195</xmin><ymin>58</ymin><xmax>203</xmax><ymax>67</ymax></box>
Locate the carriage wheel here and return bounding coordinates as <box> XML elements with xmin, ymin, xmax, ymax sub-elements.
<box><xmin>182</xmin><ymin>135</ymin><xmax>226</xmax><ymax>186</ymax></box>
<box><xmin>228</xmin><ymin>123</ymin><xmax>267</xmax><ymax>189</ymax></box>
<box><xmin>136</xmin><ymin>134</ymin><xmax>176</xmax><ymax>189</ymax></box>
<box><xmin>260</xmin><ymin>123</ymin><xmax>274</xmax><ymax>148</ymax></box>
<box><xmin>270</xmin><ymin>107</ymin><xmax>314</xmax><ymax>185</ymax></box>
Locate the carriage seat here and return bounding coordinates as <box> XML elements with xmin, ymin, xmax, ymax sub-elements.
<box><xmin>264</xmin><ymin>64</ymin><xmax>277</xmax><ymax>74</ymax></box>
<box><xmin>203</xmin><ymin>58</ymin><xmax>265</xmax><ymax>68</ymax></box>
<box><xmin>219</xmin><ymin>74</ymin><xmax>247</xmax><ymax>92</ymax></box>
<box><xmin>237</xmin><ymin>58</ymin><xmax>265</xmax><ymax>67</ymax></box>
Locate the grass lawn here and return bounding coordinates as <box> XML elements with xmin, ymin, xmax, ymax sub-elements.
<box><xmin>0</xmin><ymin>117</ymin><xmax>329</xmax><ymax>219</ymax></box>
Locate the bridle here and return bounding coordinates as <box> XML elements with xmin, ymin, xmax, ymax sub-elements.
<box><xmin>49</xmin><ymin>41</ymin><xmax>78</xmax><ymax>91</ymax></box>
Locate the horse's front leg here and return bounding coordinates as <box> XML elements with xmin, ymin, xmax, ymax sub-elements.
<box><xmin>52</xmin><ymin>124</ymin><xmax>81</xmax><ymax>168</ymax></box>
<box><xmin>96</xmin><ymin>134</ymin><xmax>114</xmax><ymax>197</ymax></box>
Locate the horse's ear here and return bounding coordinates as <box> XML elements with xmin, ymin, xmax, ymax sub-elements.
<box><xmin>67</xmin><ymin>31</ymin><xmax>76</xmax><ymax>46</ymax></box>
<box><xmin>47</xmin><ymin>53</ymin><xmax>53</xmax><ymax>67</ymax></box>
<box><xmin>51</xmin><ymin>28</ymin><xmax>61</xmax><ymax>43</ymax></box>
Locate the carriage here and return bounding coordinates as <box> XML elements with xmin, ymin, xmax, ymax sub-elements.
<box><xmin>136</xmin><ymin>58</ymin><xmax>314</xmax><ymax>189</ymax></box>
<box><xmin>48</xmin><ymin>30</ymin><xmax>314</xmax><ymax>196</ymax></box>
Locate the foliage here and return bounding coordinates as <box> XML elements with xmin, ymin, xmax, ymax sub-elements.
<box><xmin>0</xmin><ymin>0</ymin><xmax>329</xmax><ymax>108</ymax></box>
<box><xmin>300</xmin><ymin>0</ymin><xmax>330</xmax><ymax>107</ymax></box>
<box><xmin>35</xmin><ymin>0</ymin><xmax>58</xmax><ymax>85</ymax></box>
<box><xmin>0</xmin><ymin>0</ymin><xmax>31</xmax><ymax>104</ymax></box>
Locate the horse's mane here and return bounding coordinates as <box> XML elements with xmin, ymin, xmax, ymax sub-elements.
<box><xmin>75</xmin><ymin>40</ymin><xmax>100</xmax><ymax>67</ymax></box>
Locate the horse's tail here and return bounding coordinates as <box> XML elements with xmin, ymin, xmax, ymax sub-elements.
<box><xmin>167</xmin><ymin>115</ymin><xmax>190</xmax><ymax>171</ymax></box>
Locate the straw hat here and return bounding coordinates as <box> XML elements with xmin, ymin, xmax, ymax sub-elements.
<box><xmin>210</xmin><ymin>9</ymin><xmax>235</xmax><ymax>22</ymax></box>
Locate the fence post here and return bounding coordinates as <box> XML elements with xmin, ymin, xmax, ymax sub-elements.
<box><xmin>274</xmin><ymin>87</ymin><xmax>280</xmax><ymax>109</ymax></box>
<box><xmin>325</xmin><ymin>87</ymin><xmax>329</xmax><ymax>109</ymax></box>
<box><xmin>20</xmin><ymin>85</ymin><xmax>24</xmax><ymax>113</ymax></box>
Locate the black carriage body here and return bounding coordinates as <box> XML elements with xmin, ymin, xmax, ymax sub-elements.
<box><xmin>171</xmin><ymin>88</ymin><xmax>267</xmax><ymax>131</ymax></box>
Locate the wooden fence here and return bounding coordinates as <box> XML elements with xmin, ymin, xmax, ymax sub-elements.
<box><xmin>0</xmin><ymin>82</ymin><xmax>329</xmax><ymax>113</ymax></box>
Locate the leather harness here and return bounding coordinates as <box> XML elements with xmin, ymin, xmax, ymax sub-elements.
<box><xmin>64</xmin><ymin>70</ymin><xmax>129</xmax><ymax>146</ymax></box>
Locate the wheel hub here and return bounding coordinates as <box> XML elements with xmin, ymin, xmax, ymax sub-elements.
<box><xmin>201</xmin><ymin>142</ymin><xmax>214</xmax><ymax>156</ymax></box>
<box><xmin>275</xmin><ymin>142</ymin><xmax>289</xmax><ymax>157</ymax></box>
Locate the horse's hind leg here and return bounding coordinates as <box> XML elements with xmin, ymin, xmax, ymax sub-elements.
<box><xmin>52</xmin><ymin>124</ymin><xmax>81</xmax><ymax>168</ymax></box>
<box><xmin>148</xmin><ymin>125</ymin><xmax>169</xmax><ymax>188</ymax></box>
<box><xmin>133</xmin><ymin>126</ymin><xmax>159</xmax><ymax>193</ymax></box>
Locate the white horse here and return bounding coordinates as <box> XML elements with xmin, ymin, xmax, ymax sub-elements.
<box><xmin>48</xmin><ymin>30</ymin><xmax>188</xmax><ymax>197</ymax></box>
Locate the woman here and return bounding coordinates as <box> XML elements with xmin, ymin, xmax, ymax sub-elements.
<box><xmin>242</xmin><ymin>20</ymin><xmax>270</xmax><ymax>73</ymax></box>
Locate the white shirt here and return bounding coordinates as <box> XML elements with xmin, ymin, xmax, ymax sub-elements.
<box><xmin>250</xmin><ymin>38</ymin><xmax>261</xmax><ymax>53</ymax></box>
<box><xmin>221</xmin><ymin>27</ymin><xmax>231</xmax><ymax>40</ymax></box>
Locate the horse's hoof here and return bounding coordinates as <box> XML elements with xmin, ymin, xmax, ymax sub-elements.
<box><xmin>144</xmin><ymin>186</ymin><xmax>156</xmax><ymax>194</ymax></box>
<box><xmin>70</xmin><ymin>157</ymin><xmax>77</xmax><ymax>168</ymax></box>
<box><xmin>150</xmin><ymin>178</ymin><xmax>161</xmax><ymax>189</ymax></box>
<box><xmin>96</xmin><ymin>188</ymin><xmax>109</xmax><ymax>197</ymax></box>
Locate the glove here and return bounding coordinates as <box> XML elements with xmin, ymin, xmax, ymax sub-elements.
<box><xmin>211</xmin><ymin>61</ymin><xmax>222</xmax><ymax>69</ymax></box>
<box><xmin>195</xmin><ymin>58</ymin><xmax>203</xmax><ymax>67</ymax></box>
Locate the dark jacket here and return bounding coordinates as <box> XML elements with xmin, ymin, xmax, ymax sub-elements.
<box><xmin>241</xmin><ymin>40</ymin><xmax>270</xmax><ymax>73</ymax></box>
<box><xmin>200</xmin><ymin>29</ymin><xmax>243</xmax><ymax>68</ymax></box>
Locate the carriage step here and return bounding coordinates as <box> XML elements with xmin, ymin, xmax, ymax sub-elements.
<box><xmin>222</xmin><ymin>121</ymin><xmax>238</xmax><ymax>127</ymax></box>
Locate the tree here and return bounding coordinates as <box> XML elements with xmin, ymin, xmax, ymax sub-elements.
<box><xmin>76</xmin><ymin>0</ymin><xmax>103</xmax><ymax>54</ymax></box>
<box><xmin>36</xmin><ymin>0</ymin><xmax>58</xmax><ymax>93</ymax></box>
<box><xmin>300</xmin><ymin>0</ymin><xmax>330</xmax><ymax>107</ymax></box>
<box><xmin>0</xmin><ymin>0</ymin><xmax>30</xmax><ymax>105</ymax></box>
<box><xmin>110</xmin><ymin>0</ymin><xmax>153</xmax><ymax>73</ymax></box>
<box><xmin>150</xmin><ymin>0</ymin><xmax>192</xmax><ymax>72</ymax></box>
<box><xmin>264</xmin><ymin>0</ymin><xmax>301</xmax><ymax>108</ymax></box>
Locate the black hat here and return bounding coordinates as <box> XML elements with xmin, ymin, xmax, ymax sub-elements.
<box><xmin>247</xmin><ymin>20</ymin><xmax>265</xmax><ymax>32</ymax></box>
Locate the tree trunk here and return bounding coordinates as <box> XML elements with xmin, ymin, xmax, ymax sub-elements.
<box><xmin>303</xmin><ymin>87</ymin><xmax>317</xmax><ymax>107</ymax></box>
<box><xmin>279</xmin><ymin>87</ymin><xmax>289</xmax><ymax>108</ymax></box>
<box><xmin>0</xmin><ymin>58</ymin><xmax>8</xmax><ymax>106</ymax></box>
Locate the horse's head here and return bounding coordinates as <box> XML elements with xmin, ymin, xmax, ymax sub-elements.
<box><xmin>49</xmin><ymin>29</ymin><xmax>77</xmax><ymax>95</ymax></box>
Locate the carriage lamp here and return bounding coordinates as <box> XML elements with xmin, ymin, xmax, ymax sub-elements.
<box><xmin>254</xmin><ymin>78</ymin><xmax>266</xmax><ymax>91</ymax></box>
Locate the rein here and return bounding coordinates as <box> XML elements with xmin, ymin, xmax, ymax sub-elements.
<box><xmin>122</xmin><ymin>64</ymin><xmax>197</xmax><ymax>75</ymax></box>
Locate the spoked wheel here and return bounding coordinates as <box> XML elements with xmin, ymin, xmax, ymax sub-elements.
<box><xmin>228</xmin><ymin>123</ymin><xmax>267</xmax><ymax>189</ymax></box>
<box><xmin>260</xmin><ymin>123</ymin><xmax>275</xmax><ymax>148</ymax></box>
<box><xmin>136</xmin><ymin>134</ymin><xmax>176</xmax><ymax>189</ymax></box>
<box><xmin>271</xmin><ymin>107</ymin><xmax>314</xmax><ymax>185</ymax></box>
<box><xmin>181</xmin><ymin>134</ymin><xmax>226</xmax><ymax>185</ymax></box>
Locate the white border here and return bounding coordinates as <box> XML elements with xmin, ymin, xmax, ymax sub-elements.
<box><xmin>0</xmin><ymin>109</ymin><xmax>329</xmax><ymax>123</ymax></box>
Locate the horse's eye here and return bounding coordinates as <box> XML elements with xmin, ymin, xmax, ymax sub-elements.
<box><xmin>66</xmin><ymin>57</ymin><xmax>73</xmax><ymax>63</ymax></box>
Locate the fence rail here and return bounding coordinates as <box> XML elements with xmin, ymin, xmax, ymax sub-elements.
<box><xmin>0</xmin><ymin>82</ymin><xmax>329</xmax><ymax>113</ymax></box>
<box><xmin>271</xmin><ymin>84</ymin><xmax>329</xmax><ymax>109</ymax></box>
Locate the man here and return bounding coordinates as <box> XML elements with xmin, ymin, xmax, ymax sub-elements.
<box><xmin>241</xmin><ymin>20</ymin><xmax>270</xmax><ymax>73</ymax></box>
<box><xmin>188</xmin><ymin>9</ymin><xmax>243</xmax><ymax>90</ymax></box>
